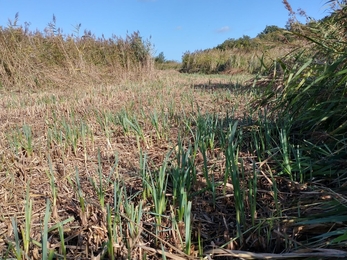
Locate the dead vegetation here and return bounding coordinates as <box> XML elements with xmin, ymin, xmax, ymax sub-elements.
<box><xmin>1</xmin><ymin>70</ymin><xmax>346</xmax><ymax>259</ymax></box>
<box><xmin>1</xmin><ymin>8</ymin><xmax>347</xmax><ymax>260</ymax></box>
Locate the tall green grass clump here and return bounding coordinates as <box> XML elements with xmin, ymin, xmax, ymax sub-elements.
<box><xmin>253</xmin><ymin>0</ymin><xmax>347</xmax><ymax>247</ymax></box>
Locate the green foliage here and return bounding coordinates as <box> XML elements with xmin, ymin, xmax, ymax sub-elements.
<box><xmin>154</xmin><ymin>51</ymin><xmax>182</xmax><ymax>70</ymax></box>
<box><xmin>180</xmin><ymin>47</ymin><xmax>286</xmax><ymax>74</ymax></box>
<box><xmin>180</xmin><ymin>26</ymin><xmax>301</xmax><ymax>74</ymax></box>
<box><xmin>257</xmin><ymin>25</ymin><xmax>291</xmax><ymax>42</ymax></box>
<box><xmin>216</xmin><ymin>35</ymin><xmax>256</xmax><ymax>50</ymax></box>
<box><xmin>257</xmin><ymin>25</ymin><xmax>283</xmax><ymax>37</ymax></box>
<box><xmin>155</xmin><ymin>51</ymin><xmax>166</xmax><ymax>63</ymax></box>
<box><xmin>253</xmin><ymin>3</ymin><xmax>347</xmax><ymax>247</ymax></box>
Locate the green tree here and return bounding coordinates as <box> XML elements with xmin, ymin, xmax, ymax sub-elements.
<box><xmin>257</xmin><ymin>25</ymin><xmax>283</xmax><ymax>38</ymax></box>
<box><xmin>155</xmin><ymin>52</ymin><xmax>165</xmax><ymax>63</ymax></box>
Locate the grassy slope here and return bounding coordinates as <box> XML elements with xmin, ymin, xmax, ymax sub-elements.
<box><xmin>179</xmin><ymin>29</ymin><xmax>303</xmax><ymax>75</ymax></box>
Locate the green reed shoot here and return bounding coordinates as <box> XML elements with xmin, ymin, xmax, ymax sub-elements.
<box><xmin>116</xmin><ymin>109</ymin><xmax>130</xmax><ymax>134</ymax></box>
<box><xmin>7</xmin><ymin>127</ymin><xmax>21</xmax><ymax>156</ymax></box>
<box><xmin>113</xmin><ymin>180</ymin><xmax>124</xmax><ymax>217</ymax></box>
<box><xmin>127</xmin><ymin>116</ymin><xmax>146</xmax><ymax>144</ymax></box>
<box><xmin>47</xmin><ymin>217</ymin><xmax>75</xmax><ymax>234</ymax></box>
<box><xmin>171</xmin><ymin>139</ymin><xmax>195</xmax><ymax>204</ymax></box>
<box><xmin>60</xmin><ymin>116</ymin><xmax>83</xmax><ymax>156</ymax></box>
<box><xmin>160</xmin><ymin>111</ymin><xmax>170</xmax><ymax>140</ymax></box>
<box><xmin>2</xmin><ymin>245</ymin><xmax>11</xmax><ymax>260</ymax></box>
<box><xmin>160</xmin><ymin>243</ymin><xmax>168</xmax><ymax>260</ymax></box>
<box><xmin>149</xmin><ymin>110</ymin><xmax>161</xmax><ymax>139</ymax></box>
<box><xmin>7</xmin><ymin>125</ymin><xmax>34</xmax><ymax>157</ymax></box>
<box><xmin>293</xmin><ymin>144</ymin><xmax>304</xmax><ymax>183</ymax></box>
<box><xmin>22</xmin><ymin>124</ymin><xmax>33</xmax><ymax>156</ymax></box>
<box><xmin>57</xmin><ymin>223</ymin><xmax>67</xmax><ymax>260</ymax></box>
<box><xmin>176</xmin><ymin>190</ymin><xmax>187</xmax><ymax>223</ymax></box>
<box><xmin>46</xmin><ymin>155</ymin><xmax>58</xmax><ymax>218</ymax></box>
<box><xmin>95</xmin><ymin>109</ymin><xmax>113</xmax><ymax>144</ymax></box>
<box><xmin>11</xmin><ymin>217</ymin><xmax>22</xmax><ymax>260</ymax></box>
<box><xmin>74</xmin><ymin>167</ymin><xmax>86</xmax><ymax>223</ymax></box>
<box><xmin>146</xmin><ymin>153</ymin><xmax>170</xmax><ymax>228</ymax></box>
<box><xmin>270</xmin><ymin>173</ymin><xmax>281</xmax><ymax>217</ymax></box>
<box><xmin>184</xmin><ymin>201</ymin><xmax>192</xmax><ymax>255</ymax></box>
<box><xmin>106</xmin><ymin>204</ymin><xmax>115</xmax><ymax>259</ymax></box>
<box><xmin>279</xmin><ymin>128</ymin><xmax>292</xmax><ymax>180</ymax></box>
<box><xmin>124</xmin><ymin>198</ymin><xmax>143</xmax><ymax>241</ymax></box>
<box><xmin>42</xmin><ymin>199</ymin><xmax>52</xmax><ymax>260</ymax></box>
<box><xmin>22</xmin><ymin>182</ymin><xmax>33</xmax><ymax>256</ymax></box>
<box><xmin>80</xmin><ymin>120</ymin><xmax>90</xmax><ymax>165</ymax></box>
<box><xmin>199</xmin><ymin>141</ymin><xmax>219</xmax><ymax>206</ymax></box>
<box><xmin>248</xmin><ymin>162</ymin><xmax>257</xmax><ymax>226</ymax></box>
<box><xmin>46</xmin><ymin>124</ymin><xmax>64</xmax><ymax>148</ymax></box>
<box><xmin>90</xmin><ymin>148</ymin><xmax>114</xmax><ymax>209</ymax></box>
<box><xmin>225</xmin><ymin>120</ymin><xmax>245</xmax><ymax>244</ymax></box>
<box><xmin>140</xmin><ymin>152</ymin><xmax>151</xmax><ymax>200</ymax></box>
<box><xmin>197</xmin><ymin>113</ymin><xmax>219</xmax><ymax>150</ymax></box>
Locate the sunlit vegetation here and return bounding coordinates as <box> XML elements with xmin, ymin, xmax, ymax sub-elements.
<box><xmin>0</xmin><ymin>1</ymin><xmax>347</xmax><ymax>259</ymax></box>
<box><xmin>180</xmin><ymin>18</ymin><xmax>312</xmax><ymax>75</ymax></box>
<box><xmin>0</xmin><ymin>13</ymin><xmax>153</xmax><ymax>90</ymax></box>
<box><xmin>154</xmin><ymin>52</ymin><xmax>181</xmax><ymax>70</ymax></box>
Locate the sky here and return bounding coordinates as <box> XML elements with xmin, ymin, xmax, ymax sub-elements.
<box><xmin>0</xmin><ymin>0</ymin><xmax>330</xmax><ymax>61</ymax></box>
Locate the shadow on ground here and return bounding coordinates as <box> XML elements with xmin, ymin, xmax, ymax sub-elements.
<box><xmin>191</xmin><ymin>79</ymin><xmax>266</xmax><ymax>95</ymax></box>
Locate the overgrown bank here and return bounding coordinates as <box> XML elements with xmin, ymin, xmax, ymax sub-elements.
<box><xmin>179</xmin><ymin>8</ymin><xmax>334</xmax><ymax>75</ymax></box>
<box><xmin>0</xmin><ymin>14</ymin><xmax>153</xmax><ymax>90</ymax></box>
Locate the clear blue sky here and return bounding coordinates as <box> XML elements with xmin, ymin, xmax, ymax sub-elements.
<box><xmin>1</xmin><ymin>0</ymin><xmax>329</xmax><ymax>61</ymax></box>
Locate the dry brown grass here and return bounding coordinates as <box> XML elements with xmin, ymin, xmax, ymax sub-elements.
<box><xmin>0</xmin><ymin>70</ymin><xmax>254</xmax><ymax>259</ymax></box>
<box><xmin>1</xmin><ymin>69</ymin><xmax>346</xmax><ymax>259</ymax></box>
<box><xmin>2</xmin><ymin>11</ymin><xmax>347</xmax><ymax>259</ymax></box>
<box><xmin>0</xmin><ymin>16</ymin><xmax>153</xmax><ymax>91</ymax></box>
